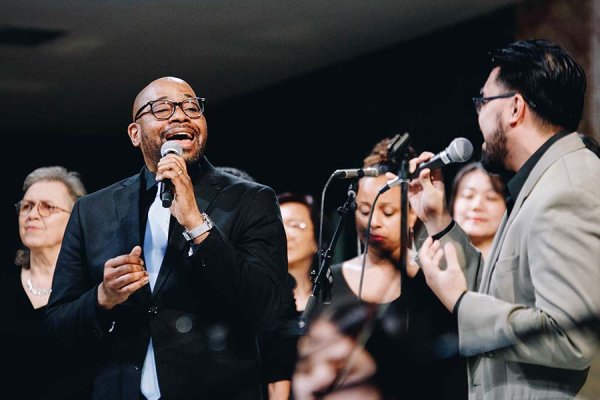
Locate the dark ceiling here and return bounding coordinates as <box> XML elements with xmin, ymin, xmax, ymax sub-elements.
<box><xmin>3</xmin><ymin>0</ymin><xmax>520</xmax><ymax>135</ymax></box>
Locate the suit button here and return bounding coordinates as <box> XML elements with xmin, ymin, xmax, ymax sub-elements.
<box><xmin>134</xmin><ymin>364</ymin><xmax>141</xmax><ymax>371</ymax></box>
<box><xmin>148</xmin><ymin>306</ymin><xmax>159</xmax><ymax>315</ymax></box>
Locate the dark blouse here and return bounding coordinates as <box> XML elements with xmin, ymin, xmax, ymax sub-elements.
<box><xmin>1</xmin><ymin>265</ymin><xmax>93</xmax><ymax>400</ymax></box>
<box><xmin>326</xmin><ymin>263</ymin><xmax>467</xmax><ymax>400</ymax></box>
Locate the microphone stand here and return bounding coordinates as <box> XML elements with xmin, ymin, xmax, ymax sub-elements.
<box><xmin>387</xmin><ymin>132</ymin><xmax>412</xmax><ymax>280</ymax></box>
<box><xmin>397</xmin><ymin>157</ymin><xmax>410</xmax><ymax>284</ymax></box>
<box><xmin>299</xmin><ymin>183</ymin><xmax>357</xmax><ymax>330</ymax></box>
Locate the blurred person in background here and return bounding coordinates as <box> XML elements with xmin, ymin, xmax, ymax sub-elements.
<box><xmin>449</xmin><ymin>162</ymin><xmax>506</xmax><ymax>262</ymax></box>
<box><xmin>277</xmin><ymin>192</ymin><xmax>321</xmax><ymax>313</ymax></box>
<box><xmin>2</xmin><ymin>166</ymin><xmax>89</xmax><ymax>400</ymax></box>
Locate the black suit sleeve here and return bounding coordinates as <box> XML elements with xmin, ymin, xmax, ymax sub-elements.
<box><xmin>258</xmin><ymin>274</ymin><xmax>299</xmax><ymax>384</ymax></box>
<box><xmin>185</xmin><ymin>185</ymin><xmax>288</xmax><ymax>329</ymax></box>
<box><xmin>45</xmin><ymin>200</ymin><xmax>113</xmax><ymax>344</ymax></box>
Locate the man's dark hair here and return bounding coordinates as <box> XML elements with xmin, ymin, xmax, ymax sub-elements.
<box><xmin>490</xmin><ymin>38</ymin><xmax>586</xmax><ymax>131</ymax></box>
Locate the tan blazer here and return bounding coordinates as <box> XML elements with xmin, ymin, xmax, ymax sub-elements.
<box><xmin>446</xmin><ymin>133</ymin><xmax>600</xmax><ymax>399</ymax></box>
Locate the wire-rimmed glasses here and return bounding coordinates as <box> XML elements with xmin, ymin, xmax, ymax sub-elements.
<box><xmin>15</xmin><ymin>200</ymin><xmax>71</xmax><ymax>218</ymax></box>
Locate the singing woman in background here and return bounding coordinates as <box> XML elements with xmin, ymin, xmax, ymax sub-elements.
<box><xmin>302</xmin><ymin>137</ymin><xmax>466</xmax><ymax>399</ymax></box>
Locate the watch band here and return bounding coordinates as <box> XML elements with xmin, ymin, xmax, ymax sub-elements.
<box><xmin>182</xmin><ymin>212</ymin><xmax>214</xmax><ymax>241</ymax></box>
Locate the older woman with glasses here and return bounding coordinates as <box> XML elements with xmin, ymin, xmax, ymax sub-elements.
<box><xmin>14</xmin><ymin>166</ymin><xmax>86</xmax><ymax>307</ymax></box>
<box><xmin>3</xmin><ymin>166</ymin><xmax>88</xmax><ymax>400</ymax></box>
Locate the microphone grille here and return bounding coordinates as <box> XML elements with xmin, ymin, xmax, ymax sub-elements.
<box><xmin>161</xmin><ymin>141</ymin><xmax>183</xmax><ymax>157</ymax></box>
<box><xmin>447</xmin><ymin>137</ymin><xmax>473</xmax><ymax>162</ymax></box>
<box><xmin>363</xmin><ymin>167</ymin><xmax>381</xmax><ymax>177</ymax></box>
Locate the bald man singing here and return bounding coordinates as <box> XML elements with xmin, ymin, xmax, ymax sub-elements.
<box><xmin>45</xmin><ymin>77</ymin><xmax>291</xmax><ymax>400</ymax></box>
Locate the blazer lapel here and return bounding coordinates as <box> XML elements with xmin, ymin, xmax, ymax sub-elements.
<box><xmin>112</xmin><ymin>173</ymin><xmax>154</xmax><ymax>303</ymax></box>
<box><xmin>152</xmin><ymin>158</ymin><xmax>225</xmax><ymax>296</ymax></box>
<box><xmin>112</xmin><ymin>176</ymin><xmax>142</xmax><ymax>256</ymax></box>
<box><xmin>479</xmin><ymin>133</ymin><xmax>584</xmax><ymax>293</ymax></box>
<box><xmin>478</xmin><ymin>212</ymin><xmax>508</xmax><ymax>293</ymax></box>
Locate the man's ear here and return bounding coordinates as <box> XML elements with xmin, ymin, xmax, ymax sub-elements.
<box><xmin>508</xmin><ymin>94</ymin><xmax>527</xmax><ymax>127</ymax></box>
<box><xmin>127</xmin><ymin>123</ymin><xmax>141</xmax><ymax>147</ymax></box>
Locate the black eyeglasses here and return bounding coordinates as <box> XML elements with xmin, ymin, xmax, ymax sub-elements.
<box><xmin>134</xmin><ymin>97</ymin><xmax>206</xmax><ymax>121</ymax></box>
<box><xmin>15</xmin><ymin>200</ymin><xmax>71</xmax><ymax>218</ymax></box>
<box><xmin>472</xmin><ymin>92</ymin><xmax>516</xmax><ymax>114</ymax></box>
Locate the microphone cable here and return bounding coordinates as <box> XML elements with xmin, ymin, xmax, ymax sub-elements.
<box><xmin>318</xmin><ymin>173</ymin><xmax>336</xmax><ymax>268</ymax></box>
<box><xmin>357</xmin><ymin>191</ymin><xmax>381</xmax><ymax>301</ymax></box>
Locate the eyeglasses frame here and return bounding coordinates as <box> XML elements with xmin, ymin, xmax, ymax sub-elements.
<box><xmin>134</xmin><ymin>97</ymin><xmax>206</xmax><ymax>121</ymax></box>
<box><xmin>15</xmin><ymin>200</ymin><xmax>71</xmax><ymax>218</ymax></box>
<box><xmin>472</xmin><ymin>92</ymin><xmax>516</xmax><ymax>114</ymax></box>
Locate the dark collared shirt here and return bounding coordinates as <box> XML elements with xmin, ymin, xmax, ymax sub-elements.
<box><xmin>504</xmin><ymin>129</ymin><xmax>570</xmax><ymax>216</ymax></box>
<box><xmin>143</xmin><ymin>167</ymin><xmax>159</xmax><ymax>192</ymax></box>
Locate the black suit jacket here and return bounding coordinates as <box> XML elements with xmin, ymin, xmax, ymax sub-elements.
<box><xmin>45</xmin><ymin>157</ymin><xmax>289</xmax><ymax>400</ymax></box>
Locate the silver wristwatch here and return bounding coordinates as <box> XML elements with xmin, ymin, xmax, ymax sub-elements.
<box><xmin>182</xmin><ymin>212</ymin><xmax>214</xmax><ymax>241</ymax></box>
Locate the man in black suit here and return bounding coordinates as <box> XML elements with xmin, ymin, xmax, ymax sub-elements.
<box><xmin>45</xmin><ymin>76</ymin><xmax>290</xmax><ymax>400</ymax></box>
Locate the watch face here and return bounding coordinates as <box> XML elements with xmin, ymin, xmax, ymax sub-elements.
<box><xmin>183</xmin><ymin>213</ymin><xmax>213</xmax><ymax>241</ymax></box>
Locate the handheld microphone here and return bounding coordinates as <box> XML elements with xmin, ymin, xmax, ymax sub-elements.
<box><xmin>332</xmin><ymin>167</ymin><xmax>380</xmax><ymax>179</ymax></box>
<box><xmin>410</xmin><ymin>137</ymin><xmax>473</xmax><ymax>180</ymax></box>
<box><xmin>159</xmin><ymin>141</ymin><xmax>183</xmax><ymax>208</ymax></box>
<box><xmin>379</xmin><ymin>137</ymin><xmax>473</xmax><ymax>194</ymax></box>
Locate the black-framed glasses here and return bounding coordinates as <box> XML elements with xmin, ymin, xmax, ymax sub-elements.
<box><xmin>472</xmin><ymin>92</ymin><xmax>516</xmax><ymax>114</ymax></box>
<box><xmin>15</xmin><ymin>200</ymin><xmax>71</xmax><ymax>218</ymax></box>
<box><xmin>134</xmin><ymin>97</ymin><xmax>206</xmax><ymax>121</ymax></box>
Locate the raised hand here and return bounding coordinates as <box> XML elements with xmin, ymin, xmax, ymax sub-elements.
<box><xmin>408</xmin><ymin>152</ymin><xmax>452</xmax><ymax>234</ymax></box>
<box><xmin>98</xmin><ymin>246</ymin><xmax>149</xmax><ymax>310</ymax></box>
<box><xmin>418</xmin><ymin>238</ymin><xmax>467</xmax><ymax>312</ymax></box>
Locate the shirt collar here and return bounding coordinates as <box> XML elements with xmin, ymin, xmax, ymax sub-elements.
<box><xmin>506</xmin><ymin>129</ymin><xmax>570</xmax><ymax>202</ymax></box>
<box><xmin>142</xmin><ymin>167</ymin><xmax>158</xmax><ymax>192</ymax></box>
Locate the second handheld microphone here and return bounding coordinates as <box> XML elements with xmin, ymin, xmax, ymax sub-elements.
<box><xmin>379</xmin><ymin>137</ymin><xmax>474</xmax><ymax>194</ymax></box>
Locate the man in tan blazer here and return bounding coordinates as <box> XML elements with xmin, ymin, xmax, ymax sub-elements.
<box><xmin>411</xmin><ymin>39</ymin><xmax>600</xmax><ymax>399</ymax></box>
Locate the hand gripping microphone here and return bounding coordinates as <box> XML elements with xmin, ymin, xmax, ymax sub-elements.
<box><xmin>379</xmin><ymin>137</ymin><xmax>474</xmax><ymax>194</ymax></box>
<box><xmin>332</xmin><ymin>167</ymin><xmax>380</xmax><ymax>179</ymax></box>
<box><xmin>159</xmin><ymin>141</ymin><xmax>183</xmax><ymax>207</ymax></box>
<box><xmin>410</xmin><ymin>137</ymin><xmax>473</xmax><ymax>179</ymax></box>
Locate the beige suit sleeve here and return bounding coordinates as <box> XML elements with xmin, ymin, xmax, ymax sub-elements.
<box><xmin>458</xmin><ymin>186</ymin><xmax>600</xmax><ymax>369</ymax></box>
<box><xmin>416</xmin><ymin>221</ymin><xmax>484</xmax><ymax>291</ymax></box>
